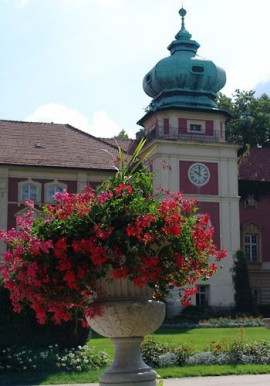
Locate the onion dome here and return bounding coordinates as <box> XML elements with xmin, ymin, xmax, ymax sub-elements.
<box><xmin>143</xmin><ymin>8</ymin><xmax>226</xmax><ymax>112</ymax></box>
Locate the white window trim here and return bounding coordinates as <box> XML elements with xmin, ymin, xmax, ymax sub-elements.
<box><xmin>187</xmin><ymin>120</ymin><xmax>206</xmax><ymax>134</ymax></box>
<box><xmin>18</xmin><ymin>180</ymin><xmax>41</xmax><ymax>203</ymax></box>
<box><xmin>242</xmin><ymin>221</ymin><xmax>261</xmax><ymax>263</ymax></box>
<box><xmin>244</xmin><ymin>233</ymin><xmax>259</xmax><ymax>262</ymax></box>
<box><xmin>44</xmin><ymin>181</ymin><xmax>67</xmax><ymax>203</ymax></box>
<box><xmin>196</xmin><ymin>285</ymin><xmax>210</xmax><ymax>306</ymax></box>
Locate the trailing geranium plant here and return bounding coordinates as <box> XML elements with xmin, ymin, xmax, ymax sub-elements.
<box><xmin>0</xmin><ymin>139</ymin><xmax>226</xmax><ymax>326</ymax></box>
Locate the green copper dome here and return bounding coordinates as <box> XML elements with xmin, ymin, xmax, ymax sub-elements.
<box><xmin>143</xmin><ymin>8</ymin><xmax>226</xmax><ymax>111</ymax></box>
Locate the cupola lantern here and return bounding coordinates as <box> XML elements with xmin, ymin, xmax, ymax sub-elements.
<box><xmin>142</xmin><ymin>8</ymin><xmax>226</xmax><ymax>112</ymax></box>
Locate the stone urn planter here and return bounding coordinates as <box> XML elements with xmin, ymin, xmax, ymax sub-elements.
<box><xmin>86</xmin><ymin>277</ymin><xmax>166</xmax><ymax>386</ymax></box>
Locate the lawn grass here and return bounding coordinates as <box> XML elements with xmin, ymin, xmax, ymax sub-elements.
<box><xmin>2</xmin><ymin>364</ymin><xmax>270</xmax><ymax>385</ymax></box>
<box><xmin>151</xmin><ymin>326</ymin><xmax>270</xmax><ymax>351</ymax></box>
<box><xmin>0</xmin><ymin>369</ymin><xmax>103</xmax><ymax>385</ymax></box>
<box><xmin>1</xmin><ymin>326</ymin><xmax>270</xmax><ymax>385</ymax></box>
<box><xmin>88</xmin><ymin>326</ymin><xmax>270</xmax><ymax>356</ymax></box>
<box><xmin>157</xmin><ymin>363</ymin><xmax>270</xmax><ymax>378</ymax></box>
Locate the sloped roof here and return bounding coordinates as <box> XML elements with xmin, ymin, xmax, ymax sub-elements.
<box><xmin>239</xmin><ymin>147</ymin><xmax>270</xmax><ymax>182</ymax></box>
<box><xmin>100</xmin><ymin>138</ymin><xmax>132</xmax><ymax>153</ymax></box>
<box><xmin>0</xmin><ymin>120</ymin><xmax>120</xmax><ymax>170</ymax></box>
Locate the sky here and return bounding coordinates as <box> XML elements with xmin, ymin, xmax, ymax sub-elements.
<box><xmin>0</xmin><ymin>0</ymin><xmax>270</xmax><ymax>139</ymax></box>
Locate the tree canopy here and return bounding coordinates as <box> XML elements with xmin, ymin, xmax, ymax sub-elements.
<box><xmin>217</xmin><ymin>90</ymin><xmax>270</xmax><ymax>149</ymax></box>
<box><xmin>113</xmin><ymin>129</ymin><xmax>130</xmax><ymax>140</ymax></box>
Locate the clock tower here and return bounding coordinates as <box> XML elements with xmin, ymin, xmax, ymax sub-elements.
<box><xmin>137</xmin><ymin>8</ymin><xmax>240</xmax><ymax>314</ymax></box>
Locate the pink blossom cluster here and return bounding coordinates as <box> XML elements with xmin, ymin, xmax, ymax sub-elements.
<box><xmin>0</xmin><ymin>181</ymin><xmax>226</xmax><ymax>325</ymax></box>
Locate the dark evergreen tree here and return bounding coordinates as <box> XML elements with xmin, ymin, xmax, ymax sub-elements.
<box><xmin>232</xmin><ymin>250</ymin><xmax>254</xmax><ymax>314</ymax></box>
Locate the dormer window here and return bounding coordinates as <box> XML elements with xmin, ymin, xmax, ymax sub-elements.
<box><xmin>45</xmin><ymin>182</ymin><xmax>67</xmax><ymax>203</ymax></box>
<box><xmin>19</xmin><ymin>181</ymin><xmax>41</xmax><ymax>202</ymax></box>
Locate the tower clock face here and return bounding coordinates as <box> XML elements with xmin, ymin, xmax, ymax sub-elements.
<box><xmin>188</xmin><ymin>163</ymin><xmax>210</xmax><ymax>186</ymax></box>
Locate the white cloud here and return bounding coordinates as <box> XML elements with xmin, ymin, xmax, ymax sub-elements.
<box><xmin>89</xmin><ymin>111</ymin><xmax>121</xmax><ymax>138</ymax></box>
<box><xmin>95</xmin><ymin>0</ymin><xmax>120</xmax><ymax>6</ymax></box>
<box><xmin>18</xmin><ymin>0</ymin><xmax>29</xmax><ymax>8</ymax></box>
<box><xmin>25</xmin><ymin>103</ymin><xmax>89</xmax><ymax>130</ymax></box>
<box><xmin>24</xmin><ymin>103</ymin><xmax>126</xmax><ymax>138</ymax></box>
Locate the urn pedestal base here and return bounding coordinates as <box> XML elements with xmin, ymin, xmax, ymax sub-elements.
<box><xmin>87</xmin><ymin>278</ymin><xmax>165</xmax><ymax>386</ymax></box>
<box><xmin>99</xmin><ymin>337</ymin><xmax>157</xmax><ymax>386</ymax></box>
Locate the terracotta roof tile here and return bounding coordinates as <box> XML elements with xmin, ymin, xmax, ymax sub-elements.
<box><xmin>239</xmin><ymin>147</ymin><xmax>270</xmax><ymax>181</ymax></box>
<box><xmin>0</xmin><ymin>120</ymin><xmax>120</xmax><ymax>170</ymax></box>
<box><xmin>100</xmin><ymin>138</ymin><xmax>132</xmax><ymax>153</ymax></box>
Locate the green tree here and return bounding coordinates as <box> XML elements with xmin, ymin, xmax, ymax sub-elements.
<box><xmin>114</xmin><ymin>129</ymin><xmax>130</xmax><ymax>140</ymax></box>
<box><xmin>232</xmin><ymin>250</ymin><xmax>254</xmax><ymax>314</ymax></box>
<box><xmin>217</xmin><ymin>90</ymin><xmax>270</xmax><ymax>149</ymax></box>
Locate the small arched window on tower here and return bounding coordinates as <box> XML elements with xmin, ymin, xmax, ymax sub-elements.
<box><xmin>45</xmin><ymin>181</ymin><xmax>67</xmax><ymax>203</ymax></box>
<box><xmin>191</xmin><ymin>65</ymin><xmax>204</xmax><ymax>74</ymax></box>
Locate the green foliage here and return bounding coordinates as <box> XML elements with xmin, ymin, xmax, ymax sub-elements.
<box><xmin>0</xmin><ymin>344</ymin><xmax>110</xmax><ymax>373</ymax></box>
<box><xmin>141</xmin><ymin>338</ymin><xmax>189</xmax><ymax>367</ymax></box>
<box><xmin>157</xmin><ymin>363</ymin><xmax>270</xmax><ymax>379</ymax></box>
<box><xmin>113</xmin><ymin>129</ymin><xmax>130</xmax><ymax>139</ymax></box>
<box><xmin>173</xmin><ymin>305</ymin><xmax>260</xmax><ymax>324</ymax></box>
<box><xmin>176</xmin><ymin>305</ymin><xmax>234</xmax><ymax>322</ymax></box>
<box><xmin>55</xmin><ymin>345</ymin><xmax>110</xmax><ymax>372</ymax></box>
<box><xmin>2</xmin><ymin>327</ymin><xmax>270</xmax><ymax>383</ymax></box>
<box><xmin>141</xmin><ymin>337</ymin><xmax>270</xmax><ymax>368</ymax></box>
<box><xmin>1</xmin><ymin>139</ymin><xmax>222</xmax><ymax>324</ymax></box>
<box><xmin>232</xmin><ymin>250</ymin><xmax>254</xmax><ymax>314</ymax></box>
<box><xmin>0</xmin><ymin>285</ymin><xmax>90</xmax><ymax>349</ymax></box>
<box><xmin>217</xmin><ymin>89</ymin><xmax>270</xmax><ymax>150</ymax></box>
<box><xmin>151</xmin><ymin>327</ymin><xmax>269</xmax><ymax>352</ymax></box>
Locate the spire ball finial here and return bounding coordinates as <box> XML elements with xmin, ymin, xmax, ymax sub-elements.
<box><xmin>179</xmin><ymin>7</ymin><xmax>187</xmax><ymax>32</ymax></box>
<box><xmin>179</xmin><ymin>8</ymin><xmax>187</xmax><ymax>17</ymax></box>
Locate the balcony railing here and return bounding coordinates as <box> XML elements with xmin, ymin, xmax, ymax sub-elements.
<box><xmin>142</xmin><ymin>126</ymin><xmax>222</xmax><ymax>143</ymax></box>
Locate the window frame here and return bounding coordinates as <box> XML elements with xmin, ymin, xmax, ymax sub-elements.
<box><xmin>187</xmin><ymin>120</ymin><xmax>206</xmax><ymax>134</ymax></box>
<box><xmin>196</xmin><ymin>285</ymin><xmax>209</xmax><ymax>306</ymax></box>
<box><xmin>44</xmin><ymin>181</ymin><xmax>67</xmax><ymax>203</ymax></box>
<box><xmin>242</xmin><ymin>222</ymin><xmax>261</xmax><ymax>263</ymax></box>
<box><xmin>18</xmin><ymin>180</ymin><xmax>41</xmax><ymax>203</ymax></box>
<box><xmin>244</xmin><ymin>234</ymin><xmax>259</xmax><ymax>262</ymax></box>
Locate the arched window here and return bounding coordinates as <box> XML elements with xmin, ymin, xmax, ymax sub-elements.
<box><xmin>18</xmin><ymin>181</ymin><xmax>41</xmax><ymax>202</ymax></box>
<box><xmin>45</xmin><ymin>182</ymin><xmax>67</xmax><ymax>203</ymax></box>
